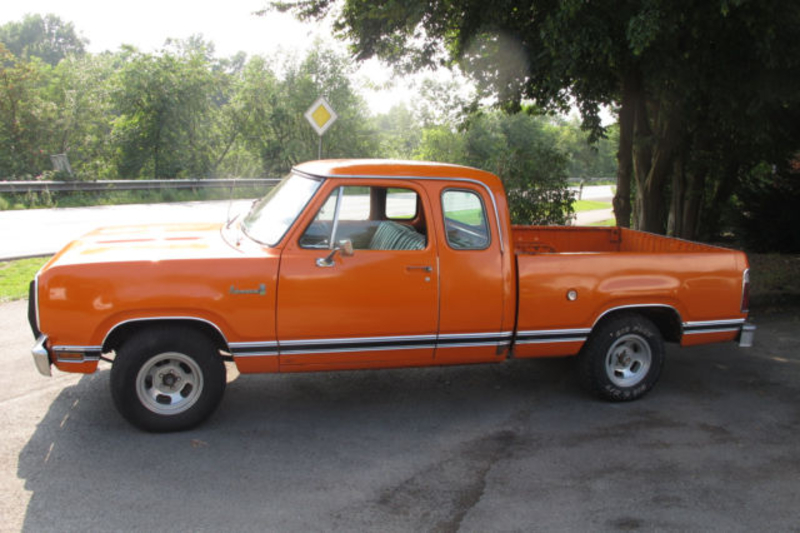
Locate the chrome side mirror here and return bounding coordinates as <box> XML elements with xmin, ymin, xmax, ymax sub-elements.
<box><xmin>316</xmin><ymin>239</ymin><xmax>354</xmax><ymax>268</ymax></box>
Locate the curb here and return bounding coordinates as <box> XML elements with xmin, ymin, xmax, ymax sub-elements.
<box><xmin>1</xmin><ymin>253</ymin><xmax>54</xmax><ymax>262</ymax></box>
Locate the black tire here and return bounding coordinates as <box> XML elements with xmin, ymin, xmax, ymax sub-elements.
<box><xmin>577</xmin><ymin>313</ymin><xmax>664</xmax><ymax>401</ymax></box>
<box><xmin>110</xmin><ymin>325</ymin><xmax>226</xmax><ymax>432</ymax></box>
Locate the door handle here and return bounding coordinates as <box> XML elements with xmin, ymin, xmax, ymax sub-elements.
<box><xmin>406</xmin><ymin>266</ymin><xmax>433</xmax><ymax>273</ymax></box>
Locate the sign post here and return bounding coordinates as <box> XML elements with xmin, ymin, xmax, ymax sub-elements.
<box><xmin>304</xmin><ymin>96</ymin><xmax>338</xmax><ymax>159</ymax></box>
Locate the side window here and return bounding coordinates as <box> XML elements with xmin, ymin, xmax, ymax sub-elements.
<box><xmin>386</xmin><ymin>188</ymin><xmax>417</xmax><ymax>220</ymax></box>
<box><xmin>339</xmin><ymin>186</ymin><xmax>371</xmax><ymax>221</ymax></box>
<box><xmin>297</xmin><ymin>191</ymin><xmax>338</xmax><ymax>248</ymax></box>
<box><xmin>442</xmin><ymin>189</ymin><xmax>491</xmax><ymax>250</ymax></box>
<box><xmin>300</xmin><ymin>186</ymin><xmax>427</xmax><ymax>251</ymax></box>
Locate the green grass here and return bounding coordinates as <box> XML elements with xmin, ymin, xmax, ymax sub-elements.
<box><xmin>0</xmin><ymin>256</ymin><xmax>52</xmax><ymax>302</ymax></box>
<box><xmin>588</xmin><ymin>218</ymin><xmax>616</xmax><ymax>226</ymax></box>
<box><xmin>447</xmin><ymin>208</ymin><xmax>484</xmax><ymax>225</ymax></box>
<box><xmin>573</xmin><ymin>200</ymin><xmax>612</xmax><ymax>212</ymax></box>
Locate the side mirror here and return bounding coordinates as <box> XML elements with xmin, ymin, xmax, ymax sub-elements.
<box><xmin>316</xmin><ymin>239</ymin><xmax>354</xmax><ymax>268</ymax></box>
<box><xmin>340</xmin><ymin>239</ymin><xmax>354</xmax><ymax>257</ymax></box>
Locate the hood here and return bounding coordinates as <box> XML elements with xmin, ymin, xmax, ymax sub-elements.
<box><xmin>44</xmin><ymin>223</ymin><xmax>242</xmax><ymax>268</ymax></box>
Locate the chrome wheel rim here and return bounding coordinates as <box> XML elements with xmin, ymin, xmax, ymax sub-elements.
<box><xmin>605</xmin><ymin>334</ymin><xmax>652</xmax><ymax>387</ymax></box>
<box><xmin>136</xmin><ymin>352</ymin><xmax>203</xmax><ymax>415</ymax></box>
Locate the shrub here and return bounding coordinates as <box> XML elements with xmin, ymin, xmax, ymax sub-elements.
<box><xmin>735</xmin><ymin>162</ymin><xmax>800</xmax><ymax>253</ymax></box>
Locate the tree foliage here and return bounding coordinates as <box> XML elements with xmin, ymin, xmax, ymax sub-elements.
<box><xmin>0</xmin><ymin>19</ymin><xmax>384</xmax><ymax>181</ymax></box>
<box><xmin>0</xmin><ymin>44</ymin><xmax>51</xmax><ymax>177</ymax></box>
<box><xmin>111</xmin><ymin>40</ymin><xmax>224</xmax><ymax>178</ymax></box>
<box><xmin>277</xmin><ymin>0</ymin><xmax>800</xmax><ymax>242</ymax></box>
<box><xmin>413</xmin><ymin>111</ymin><xmax>573</xmax><ymax>225</ymax></box>
<box><xmin>0</xmin><ymin>13</ymin><xmax>600</xmax><ymax>227</ymax></box>
<box><xmin>0</xmin><ymin>14</ymin><xmax>87</xmax><ymax>66</ymax></box>
<box><xmin>549</xmin><ymin>116</ymin><xmax>618</xmax><ymax>179</ymax></box>
<box><xmin>733</xmin><ymin>163</ymin><xmax>800</xmax><ymax>253</ymax></box>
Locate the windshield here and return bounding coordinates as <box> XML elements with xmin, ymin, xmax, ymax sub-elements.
<box><xmin>242</xmin><ymin>172</ymin><xmax>323</xmax><ymax>246</ymax></box>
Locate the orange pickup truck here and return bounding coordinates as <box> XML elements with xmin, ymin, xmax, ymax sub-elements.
<box><xmin>29</xmin><ymin>160</ymin><xmax>755</xmax><ymax>431</ymax></box>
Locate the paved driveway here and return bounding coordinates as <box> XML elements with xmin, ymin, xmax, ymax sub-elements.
<box><xmin>2</xmin><ymin>298</ymin><xmax>798</xmax><ymax>532</ymax></box>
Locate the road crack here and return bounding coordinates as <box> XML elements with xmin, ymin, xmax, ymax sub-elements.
<box><xmin>335</xmin><ymin>429</ymin><xmax>519</xmax><ymax>533</ymax></box>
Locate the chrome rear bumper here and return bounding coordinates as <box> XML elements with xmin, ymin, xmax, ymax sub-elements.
<box><xmin>739</xmin><ymin>323</ymin><xmax>756</xmax><ymax>348</ymax></box>
<box><xmin>32</xmin><ymin>335</ymin><xmax>52</xmax><ymax>377</ymax></box>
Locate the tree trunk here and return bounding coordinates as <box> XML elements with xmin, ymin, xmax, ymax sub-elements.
<box><xmin>613</xmin><ymin>75</ymin><xmax>636</xmax><ymax>227</ymax></box>
<box><xmin>668</xmin><ymin>155</ymin><xmax>685</xmax><ymax>236</ymax></box>
<box><xmin>631</xmin><ymin>96</ymin><xmax>681</xmax><ymax>234</ymax></box>
<box><xmin>631</xmin><ymin>84</ymin><xmax>652</xmax><ymax>230</ymax></box>
<box><xmin>679</xmin><ymin>170</ymin><xmax>705</xmax><ymax>240</ymax></box>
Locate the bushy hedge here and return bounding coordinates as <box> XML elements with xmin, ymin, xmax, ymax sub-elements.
<box><xmin>735</xmin><ymin>163</ymin><xmax>800</xmax><ymax>253</ymax></box>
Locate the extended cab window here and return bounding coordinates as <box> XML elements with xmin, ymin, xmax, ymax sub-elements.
<box><xmin>300</xmin><ymin>186</ymin><xmax>427</xmax><ymax>251</ymax></box>
<box><xmin>386</xmin><ymin>188</ymin><xmax>417</xmax><ymax>220</ymax></box>
<box><xmin>442</xmin><ymin>189</ymin><xmax>490</xmax><ymax>250</ymax></box>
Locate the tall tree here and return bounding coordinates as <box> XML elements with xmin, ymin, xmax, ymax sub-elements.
<box><xmin>46</xmin><ymin>54</ymin><xmax>116</xmax><ymax>178</ymax></box>
<box><xmin>111</xmin><ymin>40</ymin><xmax>222</xmax><ymax>179</ymax></box>
<box><xmin>0</xmin><ymin>44</ymin><xmax>51</xmax><ymax>178</ymax></box>
<box><xmin>0</xmin><ymin>14</ymin><xmax>87</xmax><ymax>66</ymax></box>
<box><xmin>276</xmin><ymin>0</ymin><xmax>800</xmax><ymax>237</ymax></box>
<box><xmin>372</xmin><ymin>104</ymin><xmax>422</xmax><ymax>159</ymax></box>
<box><xmin>414</xmin><ymin>110</ymin><xmax>573</xmax><ymax>225</ymax></box>
<box><xmin>236</xmin><ymin>44</ymin><xmax>379</xmax><ymax>174</ymax></box>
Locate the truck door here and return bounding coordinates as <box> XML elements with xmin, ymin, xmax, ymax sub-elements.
<box><xmin>434</xmin><ymin>186</ymin><xmax>510</xmax><ymax>363</ymax></box>
<box><xmin>276</xmin><ymin>182</ymin><xmax>439</xmax><ymax>369</ymax></box>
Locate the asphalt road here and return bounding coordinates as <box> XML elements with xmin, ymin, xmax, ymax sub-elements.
<box><xmin>2</xmin><ymin>299</ymin><xmax>798</xmax><ymax>532</ymax></box>
<box><xmin>0</xmin><ymin>199</ymin><xmax>254</xmax><ymax>260</ymax></box>
<box><xmin>0</xmin><ymin>186</ymin><xmax>615</xmax><ymax>260</ymax></box>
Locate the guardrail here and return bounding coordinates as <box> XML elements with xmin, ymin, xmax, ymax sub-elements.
<box><xmin>0</xmin><ymin>178</ymin><xmax>281</xmax><ymax>194</ymax></box>
<box><xmin>566</xmin><ymin>177</ymin><xmax>615</xmax><ymax>184</ymax></box>
<box><xmin>1</xmin><ymin>177</ymin><xmax>614</xmax><ymax>194</ymax></box>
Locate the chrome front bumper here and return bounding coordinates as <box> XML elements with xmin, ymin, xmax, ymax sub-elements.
<box><xmin>739</xmin><ymin>323</ymin><xmax>756</xmax><ymax>348</ymax></box>
<box><xmin>32</xmin><ymin>335</ymin><xmax>52</xmax><ymax>377</ymax></box>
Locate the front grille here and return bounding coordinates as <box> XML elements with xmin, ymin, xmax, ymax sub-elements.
<box><xmin>28</xmin><ymin>280</ymin><xmax>41</xmax><ymax>339</ymax></box>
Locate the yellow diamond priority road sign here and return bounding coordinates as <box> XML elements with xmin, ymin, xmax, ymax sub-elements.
<box><xmin>305</xmin><ymin>96</ymin><xmax>338</xmax><ymax>136</ymax></box>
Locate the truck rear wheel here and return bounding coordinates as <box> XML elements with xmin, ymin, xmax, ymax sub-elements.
<box><xmin>578</xmin><ymin>313</ymin><xmax>664</xmax><ymax>401</ymax></box>
<box><xmin>110</xmin><ymin>326</ymin><xmax>226</xmax><ymax>432</ymax></box>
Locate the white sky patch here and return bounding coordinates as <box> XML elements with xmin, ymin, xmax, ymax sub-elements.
<box><xmin>0</xmin><ymin>1</ymin><xmax>314</xmax><ymax>57</ymax></box>
<box><xmin>0</xmin><ymin>0</ymin><xmax>426</xmax><ymax>114</ymax></box>
<box><xmin>1</xmin><ymin>1</ymin><xmax>615</xmax><ymax>124</ymax></box>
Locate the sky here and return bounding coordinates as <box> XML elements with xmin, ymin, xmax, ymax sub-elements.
<box><xmin>0</xmin><ymin>0</ymin><xmax>435</xmax><ymax>113</ymax></box>
<box><xmin>0</xmin><ymin>1</ymin><xmax>612</xmax><ymax>124</ymax></box>
<box><xmin>0</xmin><ymin>0</ymin><xmax>326</xmax><ymax>57</ymax></box>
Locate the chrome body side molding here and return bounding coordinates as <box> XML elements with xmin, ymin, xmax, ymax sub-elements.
<box><xmin>515</xmin><ymin>328</ymin><xmax>592</xmax><ymax>345</ymax></box>
<box><xmin>682</xmin><ymin>318</ymin><xmax>747</xmax><ymax>335</ymax></box>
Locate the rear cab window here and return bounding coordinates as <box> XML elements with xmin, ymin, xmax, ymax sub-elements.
<box><xmin>441</xmin><ymin>189</ymin><xmax>491</xmax><ymax>250</ymax></box>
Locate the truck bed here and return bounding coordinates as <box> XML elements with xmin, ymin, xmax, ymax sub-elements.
<box><xmin>512</xmin><ymin>225</ymin><xmax>748</xmax><ymax>358</ymax></box>
<box><xmin>512</xmin><ymin>226</ymin><xmax>729</xmax><ymax>254</ymax></box>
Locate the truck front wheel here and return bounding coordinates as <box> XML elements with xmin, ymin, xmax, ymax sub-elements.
<box><xmin>110</xmin><ymin>326</ymin><xmax>226</xmax><ymax>432</ymax></box>
<box><xmin>578</xmin><ymin>314</ymin><xmax>664</xmax><ymax>401</ymax></box>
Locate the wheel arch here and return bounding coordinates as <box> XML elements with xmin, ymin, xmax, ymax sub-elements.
<box><xmin>592</xmin><ymin>304</ymin><xmax>683</xmax><ymax>343</ymax></box>
<box><xmin>102</xmin><ymin>317</ymin><xmax>231</xmax><ymax>357</ymax></box>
